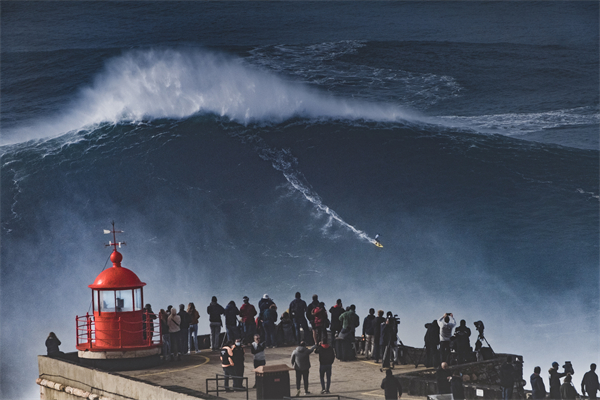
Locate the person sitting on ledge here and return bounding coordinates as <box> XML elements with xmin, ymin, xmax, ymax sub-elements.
<box><xmin>45</xmin><ymin>332</ymin><xmax>64</xmax><ymax>357</ymax></box>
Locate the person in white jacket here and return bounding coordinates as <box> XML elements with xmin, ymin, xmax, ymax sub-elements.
<box><xmin>437</xmin><ymin>313</ymin><xmax>455</xmax><ymax>364</ymax></box>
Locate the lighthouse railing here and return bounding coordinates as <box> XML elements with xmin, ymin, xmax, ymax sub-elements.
<box><xmin>76</xmin><ymin>312</ymin><xmax>162</xmax><ymax>349</ymax></box>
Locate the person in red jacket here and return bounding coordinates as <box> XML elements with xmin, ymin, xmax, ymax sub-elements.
<box><xmin>315</xmin><ymin>341</ymin><xmax>336</xmax><ymax>394</ymax></box>
<box><xmin>239</xmin><ymin>296</ymin><xmax>257</xmax><ymax>344</ymax></box>
<box><xmin>312</xmin><ymin>302</ymin><xmax>328</xmax><ymax>345</ymax></box>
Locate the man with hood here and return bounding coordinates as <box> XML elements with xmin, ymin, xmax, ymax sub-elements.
<box><xmin>549</xmin><ymin>361</ymin><xmax>568</xmax><ymax>399</ymax></box>
<box><xmin>239</xmin><ymin>296</ymin><xmax>257</xmax><ymax>344</ymax></box>
<box><xmin>381</xmin><ymin>369</ymin><xmax>402</xmax><ymax>399</ymax></box>
<box><xmin>224</xmin><ymin>300</ymin><xmax>240</xmax><ymax>342</ymax></box>
<box><xmin>315</xmin><ymin>341</ymin><xmax>335</xmax><ymax>394</ymax></box>
<box><xmin>289</xmin><ymin>292</ymin><xmax>309</xmax><ymax>345</ymax></box>
<box><xmin>290</xmin><ymin>341</ymin><xmax>318</xmax><ymax>396</ymax></box>
<box><xmin>207</xmin><ymin>296</ymin><xmax>225</xmax><ymax>351</ymax></box>
<box><xmin>437</xmin><ymin>313</ymin><xmax>456</xmax><ymax>364</ymax></box>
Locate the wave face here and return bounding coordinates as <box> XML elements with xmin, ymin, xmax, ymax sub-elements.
<box><xmin>1</xmin><ymin>2</ymin><xmax>598</xmax><ymax>399</ymax></box>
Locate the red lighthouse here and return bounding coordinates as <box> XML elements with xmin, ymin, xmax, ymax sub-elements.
<box><xmin>76</xmin><ymin>223</ymin><xmax>161</xmax><ymax>370</ymax></box>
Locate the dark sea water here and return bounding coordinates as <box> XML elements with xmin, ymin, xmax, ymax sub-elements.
<box><xmin>1</xmin><ymin>2</ymin><xmax>598</xmax><ymax>398</ymax></box>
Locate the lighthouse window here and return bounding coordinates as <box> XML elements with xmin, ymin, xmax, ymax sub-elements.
<box><xmin>115</xmin><ymin>290</ymin><xmax>133</xmax><ymax>312</ymax></box>
<box><xmin>99</xmin><ymin>290</ymin><xmax>116</xmax><ymax>312</ymax></box>
<box><xmin>134</xmin><ymin>288</ymin><xmax>142</xmax><ymax>311</ymax></box>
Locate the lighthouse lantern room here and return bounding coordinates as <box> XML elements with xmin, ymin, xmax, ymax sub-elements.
<box><xmin>76</xmin><ymin>223</ymin><xmax>161</xmax><ymax>370</ymax></box>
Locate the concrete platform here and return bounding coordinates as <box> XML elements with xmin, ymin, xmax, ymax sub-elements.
<box><xmin>119</xmin><ymin>345</ymin><xmax>430</xmax><ymax>400</ymax></box>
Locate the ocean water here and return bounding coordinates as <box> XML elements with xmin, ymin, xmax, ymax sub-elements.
<box><xmin>1</xmin><ymin>2</ymin><xmax>598</xmax><ymax>399</ymax></box>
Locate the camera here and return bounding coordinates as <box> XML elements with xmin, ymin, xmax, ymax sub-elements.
<box><xmin>563</xmin><ymin>361</ymin><xmax>574</xmax><ymax>375</ymax></box>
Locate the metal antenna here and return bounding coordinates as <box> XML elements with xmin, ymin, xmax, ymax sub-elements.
<box><xmin>104</xmin><ymin>221</ymin><xmax>126</xmax><ymax>250</ymax></box>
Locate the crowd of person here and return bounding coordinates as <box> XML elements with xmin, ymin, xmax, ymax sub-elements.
<box><xmin>46</xmin><ymin>293</ymin><xmax>599</xmax><ymax>400</ymax></box>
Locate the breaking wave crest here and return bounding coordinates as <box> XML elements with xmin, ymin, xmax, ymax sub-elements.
<box><xmin>2</xmin><ymin>48</ymin><xmax>419</xmax><ymax>145</ymax></box>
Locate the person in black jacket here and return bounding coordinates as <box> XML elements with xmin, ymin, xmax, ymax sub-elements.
<box><xmin>381</xmin><ymin>369</ymin><xmax>402</xmax><ymax>399</ymax></box>
<box><xmin>373</xmin><ymin>310</ymin><xmax>385</xmax><ymax>363</ymax></box>
<box><xmin>289</xmin><ymin>292</ymin><xmax>309</xmax><ymax>345</ymax></box>
<box><xmin>582</xmin><ymin>363</ymin><xmax>599</xmax><ymax>399</ymax></box>
<box><xmin>45</xmin><ymin>332</ymin><xmax>64</xmax><ymax>357</ymax></box>
<box><xmin>231</xmin><ymin>339</ymin><xmax>245</xmax><ymax>389</ymax></box>
<box><xmin>436</xmin><ymin>362</ymin><xmax>451</xmax><ymax>394</ymax></box>
<box><xmin>315</xmin><ymin>342</ymin><xmax>336</xmax><ymax>394</ymax></box>
<box><xmin>178</xmin><ymin>304</ymin><xmax>190</xmax><ymax>354</ymax></box>
<box><xmin>362</xmin><ymin>308</ymin><xmax>376</xmax><ymax>359</ymax></box>
<box><xmin>424</xmin><ymin>320</ymin><xmax>440</xmax><ymax>368</ymax></box>
<box><xmin>500</xmin><ymin>356</ymin><xmax>515</xmax><ymax>400</ymax></box>
<box><xmin>531</xmin><ymin>366</ymin><xmax>547</xmax><ymax>399</ymax></box>
<box><xmin>207</xmin><ymin>296</ymin><xmax>225</xmax><ymax>351</ymax></box>
<box><xmin>451</xmin><ymin>371</ymin><xmax>465</xmax><ymax>400</ymax></box>
<box><xmin>454</xmin><ymin>320</ymin><xmax>471</xmax><ymax>364</ymax></box>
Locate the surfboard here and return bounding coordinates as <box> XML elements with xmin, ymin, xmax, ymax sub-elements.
<box><xmin>374</xmin><ymin>240</ymin><xmax>383</xmax><ymax>248</ymax></box>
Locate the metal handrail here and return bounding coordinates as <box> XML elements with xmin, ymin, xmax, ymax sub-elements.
<box><xmin>206</xmin><ymin>373</ymin><xmax>249</xmax><ymax>400</ymax></box>
<box><xmin>76</xmin><ymin>312</ymin><xmax>161</xmax><ymax>349</ymax></box>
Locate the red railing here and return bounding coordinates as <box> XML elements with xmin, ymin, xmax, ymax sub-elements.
<box><xmin>76</xmin><ymin>311</ymin><xmax>162</xmax><ymax>350</ymax></box>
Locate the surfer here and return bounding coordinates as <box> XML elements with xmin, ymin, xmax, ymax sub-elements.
<box><xmin>374</xmin><ymin>234</ymin><xmax>383</xmax><ymax>248</ymax></box>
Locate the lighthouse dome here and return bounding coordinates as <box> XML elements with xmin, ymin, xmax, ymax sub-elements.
<box><xmin>88</xmin><ymin>251</ymin><xmax>146</xmax><ymax>289</ymax></box>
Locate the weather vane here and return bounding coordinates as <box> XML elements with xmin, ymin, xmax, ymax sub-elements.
<box><xmin>104</xmin><ymin>221</ymin><xmax>126</xmax><ymax>251</ymax></box>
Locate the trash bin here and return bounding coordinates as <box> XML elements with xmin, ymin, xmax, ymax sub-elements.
<box><xmin>255</xmin><ymin>364</ymin><xmax>293</xmax><ymax>400</ymax></box>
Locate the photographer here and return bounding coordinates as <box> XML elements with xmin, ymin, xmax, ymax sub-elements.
<box><xmin>381</xmin><ymin>312</ymin><xmax>400</xmax><ymax>369</ymax></box>
<box><xmin>437</xmin><ymin>313</ymin><xmax>455</xmax><ymax>364</ymax></box>
<box><xmin>424</xmin><ymin>320</ymin><xmax>440</xmax><ymax>368</ymax></box>
<box><xmin>549</xmin><ymin>361</ymin><xmax>568</xmax><ymax>400</ymax></box>
<box><xmin>454</xmin><ymin>320</ymin><xmax>471</xmax><ymax>364</ymax></box>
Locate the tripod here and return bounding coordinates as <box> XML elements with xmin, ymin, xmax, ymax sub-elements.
<box><xmin>479</xmin><ymin>333</ymin><xmax>495</xmax><ymax>356</ymax></box>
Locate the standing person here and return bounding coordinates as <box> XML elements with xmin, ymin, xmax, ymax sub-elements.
<box><xmin>45</xmin><ymin>332</ymin><xmax>64</xmax><ymax>357</ymax></box>
<box><xmin>436</xmin><ymin>362</ymin><xmax>451</xmax><ymax>394</ymax></box>
<box><xmin>142</xmin><ymin>304</ymin><xmax>156</xmax><ymax>341</ymax></box>
<box><xmin>289</xmin><ymin>292</ymin><xmax>309</xmax><ymax>345</ymax></box>
<box><xmin>178</xmin><ymin>304</ymin><xmax>190</xmax><ymax>354</ymax></box>
<box><xmin>329</xmin><ymin>299</ymin><xmax>344</xmax><ymax>339</ymax></box>
<box><xmin>239</xmin><ymin>296</ymin><xmax>257</xmax><ymax>344</ymax></box>
<box><xmin>582</xmin><ymin>363</ymin><xmax>600</xmax><ymax>399</ymax></box>
<box><xmin>279</xmin><ymin>311</ymin><xmax>296</xmax><ymax>345</ymax></box>
<box><xmin>224</xmin><ymin>300</ymin><xmax>240</xmax><ymax>342</ymax></box>
<box><xmin>315</xmin><ymin>341</ymin><xmax>335</xmax><ymax>394</ymax></box>
<box><xmin>373</xmin><ymin>310</ymin><xmax>386</xmax><ymax>363</ymax></box>
<box><xmin>291</xmin><ymin>341</ymin><xmax>317</xmax><ymax>396</ymax></box>
<box><xmin>220</xmin><ymin>341</ymin><xmax>235</xmax><ymax>392</ymax></box>
<box><xmin>306</xmin><ymin>294</ymin><xmax>320</xmax><ymax>344</ymax></box>
<box><xmin>159</xmin><ymin>309</ymin><xmax>170</xmax><ymax>361</ymax></box>
<box><xmin>381</xmin><ymin>369</ymin><xmax>402</xmax><ymax>399</ymax></box>
<box><xmin>500</xmin><ymin>356</ymin><xmax>515</xmax><ymax>400</ymax></box>
<box><xmin>311</xmin><ymin>302</ymin><xmax>328</xmax><ymax>345</ymax></box>
<box><xmin>167</xmin><ymin>308</ymin><xmax>181</xmax><ymax>361</ymax></box>
<box><xmin>232</xmin><ymin>339</ymin><xmax>245</xmax><ymax>390</ymax></box>
<box><xmin>207</xmin><ymin>296</ymin><xmax>225</xmax><ymax>351</ymax></box>
<box><xmin>251</xmin><ymin>334</ymin><xmax>266</xmax><ymax>388</ymax></box>
<box><xmin>362</xmin><ymin>308</ymin><xmax>376</xmax><ymax>359</ymax></box>
<box><xmin>454</xmin><ymin>320</ymin><xmax>471</xmax><ymax>364</ymax></box>
<box><xmin>424</xmin><ymin>320</ymin><xmax>440</xmax><ymax>368</ymax></box>
<box><xmin>338</xmin><ymin>304</ymin><xmax>360</xmax><ymax>361</ymax></box>
<box><xmin>187</xmin><ymin>303</ymin><xmax>200</xmax><ymax>353</ymax></box>
<box><xmin>531</xmin><ymin>366</ymin><xmax>547</xmax><ymax>399</ymax></box>
<box><xmin>450</xmin><ymin>371</ymin><xmax>465</xmax><ymax>400</ymax></box>
<box><xmin>381</xmin><ymin>314</ymin><xmax>396</xmax><ymax>369</ymax></box>
<box><xmin>258</xmin><ymin>294</ymin><xmax>274</xmax><ymax>338</ymax></box>
<box><xmin>263</xmin><ymin>304</ymin><xmax>278</xmax><ymax>348</ymax></box>
<box><xmin>437</xmin><ymin>313</ymin><xmax>456</xmax><ymax>364</ymax></box>
<box><xmin>560</xmin><ymin>375</ymin><xmax>580</xmax><ymax>400</ymax></box>
<box><xmin>549</xmin><ymin>362</ymin><xmax>568</xmax><ymax>400</ymax></box>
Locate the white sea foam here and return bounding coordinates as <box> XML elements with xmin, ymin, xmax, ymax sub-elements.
<box><xmin>1</xmin><ymin>48</ymin><xmax>419</xmax><ymax>146</ymax></box>
<box><xmin>436</xmin><ymin>107</ymin><xmax>600</xmax><ymax>135</ymax></box>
